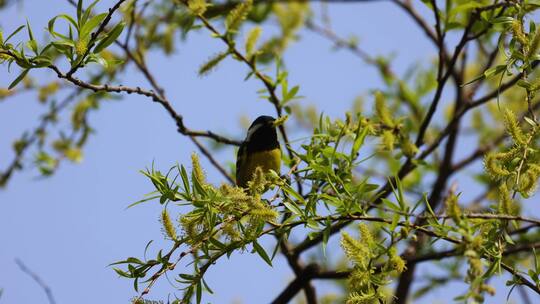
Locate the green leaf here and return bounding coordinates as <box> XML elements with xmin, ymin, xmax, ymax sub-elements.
<box><xmin>113</xmin><ymin>267</ymin><xmax>131</xmax><ymax>278</ymax></box>
<box><xmin>202</xmin><ymin>278</ymin><xmax>214</xmax><ymax>294</ymax></box>
<box><xmin>179</xmin><ymin>273</ymin><xmax>196</xmax><ymax>281</ymax></box>
<box><xmin>126</xmin><ymin>194</ymin><xmax>161</xmax><ymax>209</ymax></box>
<box><xmin>283</xmin><ymin>201</ymin><xmax>303</xmax><ymax>217</ymax></box>
<box><xmin>461</xmin><ymin>72</ymin><xmax>486</xmax><ymax>86</ymax></box>
<box><xmin>81</xmin><ymin>0</ymin><xmax>100</xmax><ymax>26</ymax></box>
<box><xmin>351</xmin><ymin>124</ymin><xmax>368</xmax><ymax>159</ymax></box>
<box><xmin>93</xmin><ymin>22</ymin><xmax>125</xmax><ymax>53</ymax></box>
<box><xmin>196</xmin><ymin>281</ymin><xmax>202</xmax><ymax>304</ymax></box>
<box><xmin>48</xmin><ymin>15</ymin><xmax>79</xmax><ymax>38</ymax></box>
<box><xmin>282</xmin><ymin>183</ymin><xmax>306</xmax><ymax>204</ymax></box>
<box><xmin>517</xmin><ymin>79</ymin><xmax>533</xmax><ymax>90</ymax></box>
<box><xmin>133</xmin><ymin>277</ymin><xmax>139</xmax><ymax>292</ymax></box>
<box><xmin>524</xmin><ymin>116</ymin><xmax>537</xmax><ymax>127</ymax></box>
<box><xmin>491</xmin><ymin>16</ymin><xmax>514</xmax><ymax>24</ymax></box>
<box><xmin>461</xmin><ymin>65</ymin><xmax>507</xmax><ymax>87</ymax></box>
<box><xmin>80</xmin><ymin>13</ymin><xmax>107</xmax><ymax>40</ymax></box>
<box><xmin>322</xmin><ymin>218</ymin><xmax>331</xmax><ymax>257</ymax></box>
<box><xmin>143</xmin><ymin>240</ymin><xmax>154</xmax><ymax>260</ymax></box>
<box><xmin>382</xmin><ymin>198</ymin><xmax>401</xmax><ymax>212</ymax></box>
<box><xmin>8</xmin><ymin>69</ymin><xmax>30</xmax><ymax>90</ymax></box>
<box><xmin>253</xmin><ymin>240</ymin><xmax>273</xmax><ymax>266</ymax></box>
<box><xmin>423</xmin><ymin>194</ymin><xmax>437</xmax><ymax>218</ymax></box>
<box><xmin>503</xmin><ymin>230</ymin><xmax>515</xmax><ymax>245</ymax></box>
<box><xmin>198</xmin><ymin>51</ymin><xmax>229</xmax><ymax>76</ymax></box>
<box><xmin>5</xmin><ymin>25</ymin><xmax>25</xmax><ymax>44</ymax></box>
<box><xmin>77</xmin><ymin>0</ymin><xmax>83</xmax><ymax>25</ymax></box>
<box><xmin>245</xmin><ymin>26</ymin><xmax>262</xmax><ymax>57</ymax></box>
<box><xmin>25</xmin><ymin>20</ymin><xmax>38</xmax><ymax>55</ymax></box>
<box><xmin>179</xmin><ymin>165</ymin><xmax>191</xmax><ymax>198</ymax></box>
<box><xmin>209</xmin><ymin>237</ymin><xmax>226</xmax><ymax>250</ymax></box>
<box><xmin>484</xmin><ymin>65</ymin><xmax>507</xmax><ymax>78</ymax></box>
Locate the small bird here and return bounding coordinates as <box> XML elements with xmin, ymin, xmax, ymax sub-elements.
<box><xmin>236</xmin><ymin>115</ymin><xmax>281</xmax><ymax>188</ymax></box>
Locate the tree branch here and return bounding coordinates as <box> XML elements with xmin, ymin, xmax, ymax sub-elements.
<box><xmin>271</xmin><ymin>264</ymin><xmax>320</xmax><ymax>304</ymax></box>
<box><xmin>191</xmin><ymin>7</ymin><xmax>304</xmax><ymax>193</ymax></box>
<box><xmin>66</xmin><ymin>0</ymin><xmax>127</xmax><ymax>77</ymax></box>
<box><xmin>15</xmin><ymin>259</ymin><xmax>56</xmax><ymax>304</ymax></box>
<box><xmin>312</xmin><ymin>240</ymin><xmax>540</xmax><ymax>280</ymax></box>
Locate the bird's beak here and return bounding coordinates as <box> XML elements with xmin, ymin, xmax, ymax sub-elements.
<box><xmin>273</xmin><ymin>115</ymin><xmax>288</xmax><ymax>127</ymax></box>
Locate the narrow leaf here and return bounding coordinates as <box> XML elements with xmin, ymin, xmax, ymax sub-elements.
<box><xmin>253</xmin><ymin>241</ymin><xmax>273</xmax><ymax>266</ymax></box>
<box><xmin>8</xmin><ymin>69</ymin><xmax>30</xmax><ymax>90</ymax></box>
<box><xmin>93</xmin><ymin>22</ymin><xmax>125</xmax><ymax>53</ymax></box>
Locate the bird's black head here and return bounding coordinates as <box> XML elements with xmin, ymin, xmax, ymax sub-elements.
<box><xmin>250</xmin><ymin>115</ymin><xmax>275</xmax><ymax>128</ymax></box>
<box><xmin>245</xmin><ymin>115</ymin><xmax>279</xmax><ymax>151</ymax></box>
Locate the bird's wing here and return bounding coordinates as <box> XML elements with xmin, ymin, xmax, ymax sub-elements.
<box><xmin>236</xmin><ymin>141</ymin><xmax>247</xmax><ymax>186</ymax></box>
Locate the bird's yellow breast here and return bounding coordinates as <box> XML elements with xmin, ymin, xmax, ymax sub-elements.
<box><xmin>237</xmin><ymin>148</ymin><xmax>281</xmax><ymax>188</ymax></box>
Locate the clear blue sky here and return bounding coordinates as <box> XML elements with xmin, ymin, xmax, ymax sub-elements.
<box><xmin>0</xmin><ymin>1</ymin><xmax>535</xmax><ymax>303</ymax></box>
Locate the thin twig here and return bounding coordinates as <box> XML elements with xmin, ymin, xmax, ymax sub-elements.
<box><xmin>191</xmin><ymin>7</ymin><xmax>303</xmax><ymax>194</ymax></box>
<box><xmin>67</xmin><ymin>0</ymin><xmax>128</xmax><ymax>77</ymax></box>
<box><xmin>15</xmin><ymin>259</ymin><xmax>56</xmax><ymax>304</ymax></box>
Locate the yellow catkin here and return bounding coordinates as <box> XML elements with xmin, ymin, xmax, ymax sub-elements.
<box><xmin>483</xmin><ymin>153</ymin><xmax>510</xmax><ymax>179</ymax></box>
<box><xmin>187</xmin><ymin>0</ymin><xmax>209</xmax><ymax>15</ymax></box>
<box><xmin>358</xmin><ymin>223</ymin><xmax>373</xmax><ymax>247</ymax></box>
<box><xmin>161</xmin><ymin>209</ymin><xmax>177</xmax><ymax>241</ymax></box>
<box><xmin>191</xmin><ymin>153</ymin><xmax>206</xmax><ymax>184</ymax></box>
<box><xmin>226</xmin><ymin>0</ymin><xmax>253</xmax><ymax>32</ymax></box>
<box><xmin>346</xmin><ymin>290</ymin><xmax>376</xmax><ymax>304</ymax></box>
<box><xmin>381</xmin><ymin>130</ymin><xmax>395</xmax><ymax>151</ymax></box>
<box><xmin>389</xmin><ymin>247</ymin><xmax>406</xmax><ymax>273</ymax></box>
<box><xmin>0</xmin><ymin>88</ymin><xmax>13</xmax><ymax>99</ymax></box>
<box><xmin>341</xmin><ymin>232</ymin><xmax>369</xmax><ymax>268</ymax></box>
<box><xmin>248</xmin><ymin>166</ymin><xmax>267</xmax><ymax>194</ymax></box>
<box><xmin>445</xmin><ymin>193</ymin><xmax>461</xmax><ymax>224</ymax></box>
<box><xmin>245</xmin><ymin>26</ymin><xmax>262</xmax><ymax>57</ymax></box>
<box><xmin>38</xmin><ymin>82</ymin><xmax>60</xmax><ymax>102</ymax></box>
<box><xmin>374</xmin><ymin>91</ymin><xmax>394</xmax><ymax>127</ymax></box>
<box><xmin>512</xmin><ymin>20</ymin><xmax>528</xmax><ymax>47</ymax></box>
<box><xmin>75</xmin><ymin>39</ymin><xmax>88</xmax><ymax>56</ymax></box>
<box><xmin>503</xmin><ymin>108</ymin><xmax>527</xmax><ymax>146</ymax></box>
<box><xmin>400</xmin><ymin>136</ymin><xmax>418</xmax><ymax>158</ymax></box>
<box><xmin>498</xmin><ymin>183</ymin><xmax>516</xmax><ymax>215</ymax></box>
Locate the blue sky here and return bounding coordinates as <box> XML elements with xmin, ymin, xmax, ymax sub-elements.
<box><xmin>0</xmin><ymin>0</ymin><xmax>536</xmax><ymax>303</ymax></box>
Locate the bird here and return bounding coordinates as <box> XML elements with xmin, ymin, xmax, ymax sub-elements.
<box><xmin>236</xmin><ymin>115</ymin><xmax>281</xmax><ymax>188</ymax></box>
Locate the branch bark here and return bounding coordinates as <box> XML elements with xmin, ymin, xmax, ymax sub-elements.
<box><xmin>15</xmin><ymin>259</ymin><xmax>56</xmax><ymax>304</ymax></box>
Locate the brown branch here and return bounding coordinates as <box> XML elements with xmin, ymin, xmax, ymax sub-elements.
<box><xmin>191</xmin><ymin>8</ymin><xmax>303</xmax><ymax>193</ymax></box>
<box><xmin>15</xmin><ymin>259</ymin><xmax>56</xmax><ymax>304</ymax></box>
<box><xmin>414</xmin><ymin>10</ymin><xmax>472</xmax><ymax>147</ymax></box>
<box><xmin>305</xmin><ymin>19</ymin><xmax>378</xmax><ymax>66</ymax></box>
<box><xmin>303</xmin><ymin>20</ymin><xmax>431</xmax><ymax>121</ymax></box>
<box><xmin>500</xmin><ymin>261</ymin><xmax>540</xmax><ymax>295</ymax></box>
<box><xmin>395</xmin><ymin>15</ymin><xmax>469</xmax><ymax>295</ymax></box>
<box><xmin>0</xmin><ymin>89</ymin><xmax>82</xmax><ymax>187</ymax></box>
<box><xmin>435</xmin><ymin>213</ymin><xmax>540</xmax><ymax>226</ymax></box>
<box><xmin>271</xmin><ymin>264</ymin><xmax>320</xmax><ymax>304</ymax></box>
<box><xmin>395</xmin><ymin>121</ymin><xmax>458</xmax><ymax>302</ymax></box>
<box><xmin>278</xmin><ymin>241</ymin><xmax>317</xmax><ymax>304</ymax></box>
<box><xmin>49</xmin><ymin>62</ymin><xmax>240</xmax><ymax>182</ymax></box>
<box><xmin>63</xmin><ymin>0</ymin><xmax>239</xmax><ymax>184</ymax></box>
<box><xmin>392</xmin><ymin>0</ymin><xmax>438</xmax><ymax>46</ymax></box>
<box><xmin>49</xmin><ymin>65</ymin><xmax>239</xmax><ymax>139</ymax></box>
<box><xmin>190</xmin><ymin>137</ymin><xmax>235</xmax><ymax>184</ymax></box>
<box><xmin>451</xmin><ymin>99</ymin><xmax>540</xmax><ymax>173</ymax></box>
<box><xmin>135</xmin><ymin>210</ymin><xmax>540</xmax><ymax>300</ymax></box>
<box><xmin>312</xmin><ymin>241</ymin><xmax>540</xmax><ymax>280</ymax></box>
<box><xmin>66</xmin><ymin>0</ymin><xmax>127</xmax><ymax>77</ymax></box>
<box><xmin>124</xmin><ymin>0</ymin><xmax>139</xmax><ymax>47</ymax></box>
